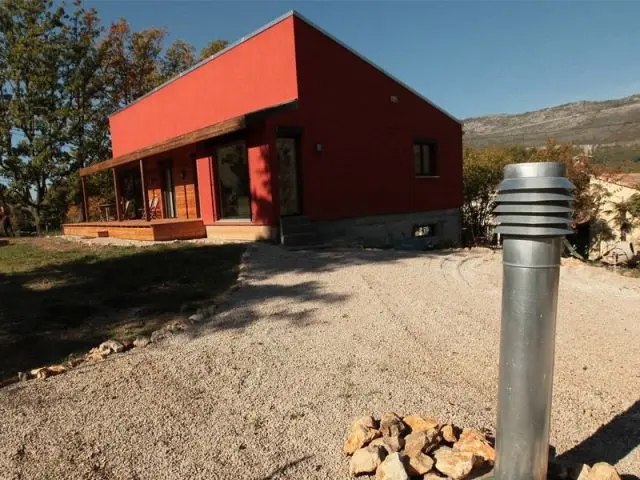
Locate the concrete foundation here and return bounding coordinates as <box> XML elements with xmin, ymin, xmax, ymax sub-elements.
<box><xmin>313</xmin><ymin>208</ymin><xmax>461</xmax><ymax>247</ymax></box>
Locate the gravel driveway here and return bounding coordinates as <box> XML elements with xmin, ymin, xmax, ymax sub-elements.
<box><xmin>1</xmin><ymin>245</ymin><xmax>639</xmax><ymax>479</ymax></box>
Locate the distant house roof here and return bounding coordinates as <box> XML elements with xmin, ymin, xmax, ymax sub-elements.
<box><xmin>597</xmin><ymin>173</ymin><xmax>640</xmax><ymax>190</ymax></box>
<box><xmin>110</xmin><ymin>10</ymin><xmax>461</xmax><ymax>125</ymax></box>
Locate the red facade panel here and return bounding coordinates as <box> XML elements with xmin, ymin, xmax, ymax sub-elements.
<box><xmin>269</xmin><ymin>16</ymin><xmax>463</xmax><ymax>221</ymax></box>
<box><xmin>109</xmin><ymin>17</ymin><xmax>299</xmax><ymax>158</ymax></box>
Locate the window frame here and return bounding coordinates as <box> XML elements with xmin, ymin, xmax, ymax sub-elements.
<box><xmin>213</xmin><ymin>140</ymin><xmax>252</xmax><ymax>222</ymax></box>
<box><xmin>413</xmin><ymin>138</ymin><xmax>438</xmax><ymax>177</ymax></box>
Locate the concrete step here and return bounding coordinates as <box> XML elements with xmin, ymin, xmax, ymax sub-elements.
<box><xmin>281</xmin><ymin>231</ymin><xmax>319</xmax><ymax>246</ymax></box>
<box><xmin>280</xmin><ymin>215</ymin><xmax>320</xmax><ymax>246</ymax></box>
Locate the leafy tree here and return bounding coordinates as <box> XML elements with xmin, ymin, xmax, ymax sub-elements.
<box><xmin>198</xmin><ymin>39</ymin><xmax>228</xmax><ymax>61</ymax></box>
<box><xmin>161</xmin><ymin>39</ymin><xmax>196</xmax><ymax>81</ymax></box>
<box><xmin>0</xmin><ymin>0</ymin><xmax>69</xmax><ymax>234</ymax></box>
<box><xmin>99</xmin><ymin>18</ymin><xmax>166</xmax><ymax>108</ymax></box>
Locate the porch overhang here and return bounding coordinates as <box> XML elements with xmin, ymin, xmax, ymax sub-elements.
<box><xmin>79</xmin><ymin>99</ymin><xmax>298</xmax><ymax>177</ymax></box>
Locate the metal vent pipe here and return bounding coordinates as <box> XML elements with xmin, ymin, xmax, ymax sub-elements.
<box><xmin>493</xmin><ymin>162</ymin><xmax>575</xmax><ymax>480</ymax></box>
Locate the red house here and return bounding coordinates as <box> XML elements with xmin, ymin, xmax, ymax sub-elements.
<box><xmin>64</xmin><ymin>11</ymin><xmax>463</xmax><ymax>244</ymax></box>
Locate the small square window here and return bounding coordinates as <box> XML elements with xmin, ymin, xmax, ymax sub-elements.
<box><xmin>414</xmin><ymin>140</ymin><xmax>437</xmax><ymax>176</ymax></box>
<box><xmin>413</xmin><ymin>223</ymin><xmax>436</xmax><ymax>237</ymax></box>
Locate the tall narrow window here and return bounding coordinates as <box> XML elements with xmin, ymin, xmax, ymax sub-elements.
<box><xmin>414</xmin><ymin>140</ymin><xmax>437</xmax><ymax>176</ymax></box>
<box><xmin>216</xmin><ymin>142</ymin><xmax>251</xmax><ymax>220</ymax></box>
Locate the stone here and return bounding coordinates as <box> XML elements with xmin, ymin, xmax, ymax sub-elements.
<box><xmin>150</xmin><ymin>328</ymin><xmax>172</xmax><ymax>343</ymax></box>
<box><xmin>454</xmin><ymin>429</ymin><xmax>495</xmax><ymax>464</ymax></box>
<box><xmin>344</xmin><ymin>416</ymin><xmax>381</xmax><ymax>455</ymax></box>
<box><xmin>85</xmin><ymin>348</ymin><xmax>107</xmax><ymax>362</ymax></box>
<box><xmin>442</xmin><ymin>424</ymin><xmax>457</xmax><ymax>443</ymax></box>
<box><xmin>133</xmin><ymin>336</ymin><xmax>151</xmax><ymax>348</ymax></box>
<box><xmin>376</xmin><ymin>452</ymin><xmax>409</xmax><ymax>480</ymax></box>
<box><xmin>188</xmin><ymin>313</ymin><xmax>205</xmax><ymax>322</ymax></box>
<box><xmin>381</xmin><ymin>412</ymin><xmax>407</xmax><ymax>438</ymax></box>
<box><xmin>383</xmin><ymin>435</ymin><xmax>404</xmax><ymax>453</ymax></box>
<box><xmin>575</xmin><ymin>464</ymin><xmax>591</xmax><ymax>480</ymax></box>
<box><xmin>369</xmin><ymin>437</ymin><xmax>390</xmax><ymax>454</ymax></box>
<box><xmin>121</xmin><ymin>339</ymin><xmax>134</xmax><ymax>350</ymax></box>
<box><xmin>423</xmin><ymin>474</ymin><xmax>447</xmax><ymax>480</ymax></box>
<box><xmin>404</xmin><ymin>431</ymin><xmax>429</xmax><ymax>457</ymax></box>
<box><xmin>29</xmin><ymin>365</ymin><xmax>66</xmax><ymax>380</ymax></box>
<box><xmin>99</xmin><ymin>340</ymin><xmax>125</xmax><ymax>355</ymax></box>
<box><xmin>17</xmin><ymin>372</ymin><xmax>28</xmax><ymax>382</ymax></box>
<box><xmin>349</xmin><ymin>445</ymin><xmax>385</xmax><ymax>476</ymax></box>
<box><xmin>433</xmin><ymin>446</ymin><xmax>477</xmax><ymax>480</ymax></box>
<box><xmin>403</xmin><ymin>452</ymin><xmax>434</xmax><ymax>476</ymax></box>
<box><xmin>588</xmin><ymin>463</ymin><xmax>621</xmax><ymax>480</ymax></box>
<box><xmin>403</xmin><ymin>415</ymin><xmax>439</xmax><ymax>434</ymax></box>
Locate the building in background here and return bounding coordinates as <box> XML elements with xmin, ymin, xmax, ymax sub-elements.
<box><xmin>64</xmin><ymin>11</ymin><xmax>463</xmax><ymax>245</ymax></box>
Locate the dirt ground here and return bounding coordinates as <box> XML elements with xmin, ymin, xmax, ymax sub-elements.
<box><xmin>0</xmin><ymin>245</ymin><xmax>638</xmax><ymax>479</ymax></box>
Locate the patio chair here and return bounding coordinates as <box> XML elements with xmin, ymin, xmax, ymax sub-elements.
<box><xmin>148</xmin><ymin>197</ymin><xmax>160</xmax><ymax>220</ymax></box>
<box><xmin>122</xmin><ymin>200</ymin><xmax>135</xmax><ymax>220</ymax></box>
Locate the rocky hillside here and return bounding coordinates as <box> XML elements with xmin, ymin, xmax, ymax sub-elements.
<box><xmin>463</xmin><ymin>94</ymin><xmax>640</xmax><ymax>147</ymax></box>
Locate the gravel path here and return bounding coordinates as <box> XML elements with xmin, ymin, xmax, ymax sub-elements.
<box><xmin>1</xmin><ymin>245</ymin><xmax>639</xmax><ymax>479</ymax></box>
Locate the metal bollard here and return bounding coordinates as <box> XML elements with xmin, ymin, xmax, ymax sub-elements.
<box><xmin>493</xmin><ymin>162</ymin><xmax>575</xmax><ymax>480</ymax></box>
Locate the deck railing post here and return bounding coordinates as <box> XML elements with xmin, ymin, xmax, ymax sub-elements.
<box><xmin>139</xmin><ymin>159</ymin><xmax>150</xmax><ymax>221</ymax></box>
<box><xmin>80</xmin><ymin>175</ymin><xmax>89</xmax><ymax>222</ymax></box>
<box><xmin>112</xmin><ymin>168</ymin><xmax>122</xmax><ymax>221</ymax></box>
<box><xmin>493</xmin><ymin>162</ymin><xmax>575</xmax><ymax>480</ymax></box>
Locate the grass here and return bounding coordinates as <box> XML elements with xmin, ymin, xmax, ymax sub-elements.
<box><xmin>0</xmin><ymin>236</ymin><xmax>245</xmax><ymax>381</ymax></box>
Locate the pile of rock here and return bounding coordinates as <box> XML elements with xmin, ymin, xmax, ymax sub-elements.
<box><xmin>15</xmin><ymin>315</ymin><xmax>204</xmax><ymax>383</ymax></box>
<box><xmin>344</xmin><ymin>413</ymin><xmax>494</xmax><ymax>479</ymax></box>
<box><xmin>343</xmin><ymin>414</ymin><xmax>622</xmax><ymax>480</ymax></box>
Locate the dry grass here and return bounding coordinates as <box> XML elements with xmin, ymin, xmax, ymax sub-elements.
<box><xmin>0</xmin><ymin>236</ymin><xmax>244</xmax><ymax>380</ymax></box>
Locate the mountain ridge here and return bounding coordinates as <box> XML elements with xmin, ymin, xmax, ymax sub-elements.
<box><xmin>463</xmin><ymin>94</ymin><xmax>640</xmax><ymax>147</ymax></box>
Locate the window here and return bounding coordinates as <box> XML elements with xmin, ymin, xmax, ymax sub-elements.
<box><xmin>413</xmin><ymin>223</ymin><xmax>436</xmax><ymax>237</ymax></box>
<box><xmin>216</xmin><ymin>142</ymin><xmax>251</xmax><ymax>220</ymax></box>
<box><xmin>414</xmin><ymin>140</ymin><xmax>437</xmax><ymax>176</ymax></box>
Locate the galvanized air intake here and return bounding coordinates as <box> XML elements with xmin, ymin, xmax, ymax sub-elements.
<box><xmin>494</xmin><ymin>162</ymin><xmax>575</xmax><ymax>237</ymax></box>
<box><xmin>492</xmin><ymin>162</ymin><xmax>575</xmax><ymax>480</ymax></box>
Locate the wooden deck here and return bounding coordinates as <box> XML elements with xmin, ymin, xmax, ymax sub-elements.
<box><xmin>62</xmin><ymin>218</ymin><xmax>206</xmax><ymax>241</ymax></box>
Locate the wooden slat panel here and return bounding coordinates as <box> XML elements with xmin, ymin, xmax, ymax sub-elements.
<box><xmin>80</xmin><ymin>116</ymin><xmax>246</xmax><ymax>176</ymax></box>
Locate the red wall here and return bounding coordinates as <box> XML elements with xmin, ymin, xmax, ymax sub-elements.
<box><xmin>109</xmin><ymin>17</ymin><xmax>299</xmax><ymax>158</ymax></box>
<box><xmin>268</xmin><ymin>16</ymin><xmax>463</xmax><ymax>222</ymax></box>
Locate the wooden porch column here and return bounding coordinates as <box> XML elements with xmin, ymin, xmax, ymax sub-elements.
<box><xmin>80</xmin><ymin>175</ymin><xmax>89</xmax><ymax>222</ymax></box>
<box><xmin>112</xmin><ymin>168</ymin><xmax>122</xmax><ymax>221</ymax></box>
<box><xmin>139</xmin><ymin>159</ymin><xmax>150</xmax><ymax>221</ymax></box>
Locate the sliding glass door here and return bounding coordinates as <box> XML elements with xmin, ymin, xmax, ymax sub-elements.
<box><xmin>216</xmin><ymin>142</ymin><xmax>251</xmax><ymax>220</ymax></box>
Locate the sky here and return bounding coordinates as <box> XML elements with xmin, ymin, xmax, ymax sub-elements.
<box><xmin>84</xmin><ymin>0</ymin><xmax>640</xmax><ymax>119</ymax></box>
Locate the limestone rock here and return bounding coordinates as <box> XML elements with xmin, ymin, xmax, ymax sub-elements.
<box><xmin>381</xmin><ymin>412</ymin><xmax>407</xmax><ymax>438</ymax></box>
<box><xmin>344</xmin><ymin>416</ymin><xmax>381</xmax><ymax>455</ymax></box>
<box><xmin>403</xmin><ymin>415</ymin><xmax>439</xmax><ymax>434</ymax></box>
<box><xmin>188</xmin><ymin>313</ymin><xmax>205</xmax><ymax>323</ymax></box>
<box><xmin>433</xmin><ymin>446</ymin><xmax>477</xmax><ymax>480</ymax></box>
<box><xmin>349</xmin><ymin>445</ymin><xmax>385</xmax><ymax>476</ymax></box>
<box><xmin>404</xmin><ymin>431</ymin><xmax>429</xmax><ymax>457</ymax></box>
<box><xmin>84</xmin><ymin>348</ymin><xmax>107</xmax><ymax>362</ymax></box>
<box><xmin>454</xmin><ymin>428</ymin><xmax>495</xmax><ymax>464</ymax></box>
<box><xmin>29</xmin><ymin>365</ymin><xmax>66</xmax><ymax>380</ymax></box>
<box><xmin>376</xmin><ymin>452</ymin><xmax>409</xmax><ymax>480</ymax></box>
<box><xmin>442</xmin><ymin>424</ymin><xmax>458</xmax><ymax>443</ymax></box>
<box><xmin>99</xmin><ymin>340</ymin><xmax>124</xmax><ymax>355</ymax></box>
<box><xmin>423</xmin><ymin>474</ymin><xmax>447</xmax><ymax>480</ymax></box>
<box><xmin>17</xmin><ymin>371</ymin><xmax>29</xmax><ymax>382</ymax></box>
<box><xmin>575</xmin><ymin>464</ymin><xmax>591</xmax><ymax>480</ymax></box>
<box><xmin>133</xmin><ymin>336</ymin><xmax>151</xmax><ymax>348</ymax></box>
<box><xmin>588</xmin><ymin>463</ymin><xmax>621</xmax><ymax>480</ymax></box>
<box><xmin>150</xmin><ymin>328</ymin><xmax>172</xmax><ymax>343</ymax></box>
<box><xmin>403</xmin><ymin>452</ymin><xmax>434</xmax><ymax>476</ymax></box>
<box><xmin>383</xmin><ymin>435</ymin><xmax>404</xmax><ymax>453</ymax></box>
<box><xmin>369</xmin><ymin>437</ymin><xmax>389</xmax><ymax>454</ymax></box>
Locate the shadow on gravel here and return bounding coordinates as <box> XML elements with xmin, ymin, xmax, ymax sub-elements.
<box><xmin>190</xmin><ymin>245</ymin><xmax>468</xmax><ymax>336</ymax></box>
<box><xmin>556</xmin><ymin>399</ymin><xmax>640</xmax><ymax>479</ymax></box>
<box><xmin>0</xmin><ymin>241</ymin><xmax>245</xmax><ymax>381</ymax></box>
<box><xmin>258</xmin><ymin>455</ymin><xmax>314</xmax><ymax>480</ymax></box>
